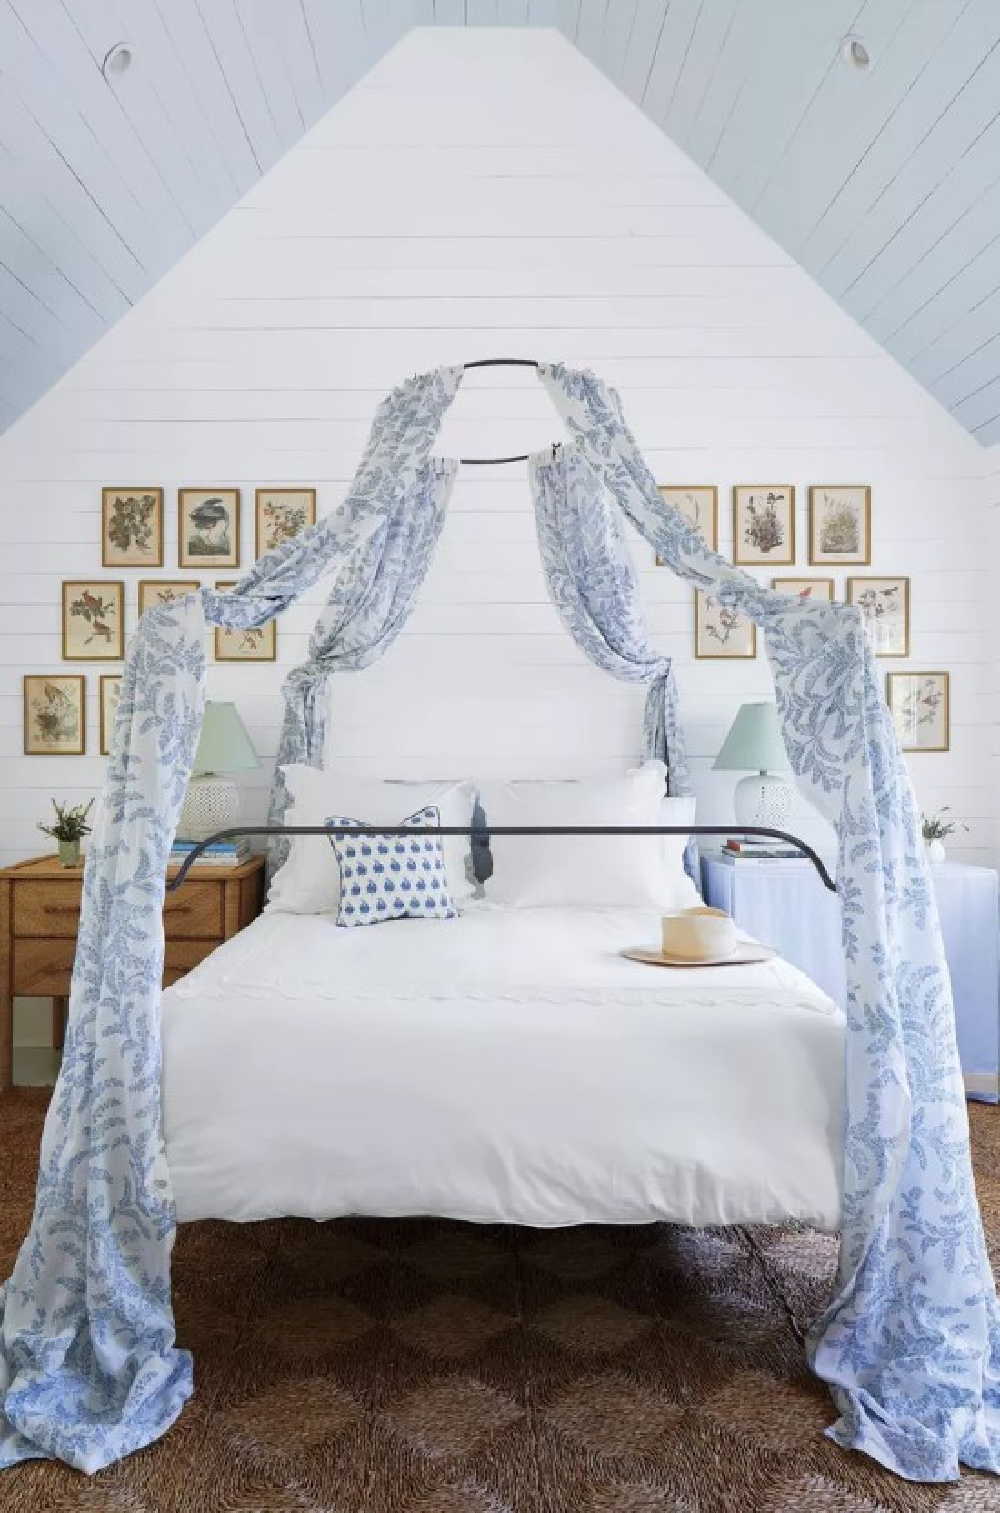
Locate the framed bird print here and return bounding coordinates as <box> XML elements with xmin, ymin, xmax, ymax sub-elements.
<box><xmin>178</xmin><ymin>489</ymin><xmax>240</xmax><ymax>568</ymax></box>
<box><xmin>100</xmin><ymin>674</ymin><xmax>121</xmax><ymax>756</ymax></box>
<box><xmin>733</xmin><ymin>486</ymin><xmax>795</xmax><ymax>566</ymax></box>
<box><xmin>62</xmin><ymin>581</ymin><xmax>124</xmax><ymax>660</ymax></box>
<box><xmin>694</xmin><ymin>592</ymin><xmax>756</xmax><ymax>659</ymax></box>
<box><xmin>138</xmin><ymin>580</ymin><xmax>200</xmax><ymax>617</ymax></box>
<box><xmin>808</xmin><ymin>486</ymin><xmax>871</xmax><ymax>565</ymax></box>
<box><xmin>887</xmin><ymin>671</ymin><xmax>949</xmax><ymax>752</ymax></box>
<box><xmin>214</xmin><ymin>581</ymin><xmax>276</xmax><ymax>661</ymax></box>
<box><xmin>848</xmin><ymin>576</ymin><xmax>909</xmax><ymax>657</ymax></box>
<box><xmin>102</xmin><ymin>487</ymin><xmax>163</xmax><ymax>568</ymax></box>
<box><xmin>24</xmin><ymin>675</ymin><xmax>85</xmax><ymax>755</ymax></box>
<box><xmin>771</xmin><ymin>577</ymin><xmax>835</xmax><ymax>603</ymax></box>
<box><xmin>255</xmin><ymin>488</ymin><xmax>316</xmax><ymax>557</ymax></box>
<box><xmin>656</xmin><ymin>486</ymin><xmax>718</xmax><ymax>559</ymax></box>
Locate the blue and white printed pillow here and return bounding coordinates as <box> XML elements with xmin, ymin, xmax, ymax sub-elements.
<box><xmin>325</xmin><ymin>805</ymin><xmax>457</xmax><ymax>928</ymax></box>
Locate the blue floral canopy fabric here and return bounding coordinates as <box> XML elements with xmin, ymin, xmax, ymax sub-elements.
<box><xmin>1</xmin><ymin>362</ymin><xmax>998</xmax><ymax>1482</ymax></box>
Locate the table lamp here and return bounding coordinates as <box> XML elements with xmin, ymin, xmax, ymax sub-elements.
<box><xmin>177</xmin><ymin>701</ymin><xmax>259</xmax><ymax>841</ymax></box>
<box><xmin>713</xmin><ymin>701</ymin><xmax>793</xmax><ymax>829</ymax></box>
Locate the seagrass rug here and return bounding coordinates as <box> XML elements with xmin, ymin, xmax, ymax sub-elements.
<box><xmin>2</xmin><ymin>1089</ymin><xmax>999</xmax><ymax>1513</ymax></box>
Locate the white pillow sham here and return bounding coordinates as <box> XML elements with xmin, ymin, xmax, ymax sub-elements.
<box><xmin>267</xmin><ymin>767</ymin><xmax>477</xmax><ymax>914</ymax></box>
<box><xmin>478</xmin><ymin>762</ymin><xmax>699</xmax><ymax>910</ymax></box>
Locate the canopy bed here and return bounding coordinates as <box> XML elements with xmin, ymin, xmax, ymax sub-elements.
<box><xmin>1</xmin><ymin>362</ymin><xmax>998</xmax><ymax>1485</ymax></box>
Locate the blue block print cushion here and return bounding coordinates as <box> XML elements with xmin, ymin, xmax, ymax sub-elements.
<box><xmin>325</xmin><ymin>804</ymin><xmax>457</xmax><ymax>927</ymax></box>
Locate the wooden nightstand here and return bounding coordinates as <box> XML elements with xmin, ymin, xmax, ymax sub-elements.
<box><xmin>0</xmin><ymin>854</ymin><xmax>266</xmax><ymax>1094</ymax></box>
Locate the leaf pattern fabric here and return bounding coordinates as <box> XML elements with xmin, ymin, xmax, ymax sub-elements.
<box><xmin>0</xmin><ymin>369</ymin><xmax>460</xmax><ymax>1474</ymax></box>
<box><xmin>538</xmin><ymin>360</ymin><xmax>1000</xmax><ymax>1484</ymax></box>
<box><xmin>530</xmin><ymin>441</ymin><xmax>695</xmax><ymax>877</ymax></box>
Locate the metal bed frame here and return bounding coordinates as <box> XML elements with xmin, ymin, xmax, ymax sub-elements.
<box><xmin>166</xmin><ymin>824</ymin><xmax>837</xmax><ymax>893</ymax></box>
<box><xmin>168</xmin><ymin>359</ymin><xmax>839</xmax><ymax>898</ymax></box>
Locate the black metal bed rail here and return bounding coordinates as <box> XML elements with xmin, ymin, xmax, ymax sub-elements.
<box><xmin>166</xmin><ymin>824</ymin><xmax>837</xmax><ymax>894</ymax></box>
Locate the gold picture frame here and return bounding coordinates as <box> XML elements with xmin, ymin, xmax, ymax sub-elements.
<box><xmin>214</xmin><ymin>581</ymin><xmax>276</xmax><ymax>662</ymax></box>
<box><xmin>848</xmin><ymin>576</ymin><xmax>910</xmax><ymax>657</ymax></box>
<box><xmin>733</xmin><ymin>485</ymin><xmax>795</xmax><ymax>566</ymax></box>
<box><xmin>887</xmin><ymin>671</ymin><xmax>949</xmax><ymax>752</ymax></box>
<box><xmin>62</xmin><ymin>581</ymin><xmax>124</xmax><ymax>661</ymax></box>
<box><xmin>24</xmin><ymin>675</ymin><xmax>85</xmax><ymax>755</ymax></box>
<box><xmin>138</xmin><ymin>580</ymin><xmax>201</xmax><ymax>617</ymax></box>
<box><xmin>694</xmin><ymin>591</ymin><xmax>756</xmax><ymax>659</ymax></box>
<box><xmin>178</xmin><ymin>489</ymin><xmax>241</xmax><ymax>569</ymax></box>
<box><xmin>809</xmin><ymin>486</ymin><xmax>871</xmax><ymax>566</ymax></box>
<box><xmin>100</xmin><ymin>674</ymin><xmax>121</xmax><ymax>756</ymax></box>
<box><xmin>656</xmin><ymin>486</ymin><xmax>718</xmax><ymax>560</ymax></box>
<box><xmin>771</xmin><ymin>577</ymin><xmax>835</xmax><ymax>602</ymax></box>
<box><xmin>255</xmin><ymin>488</ymin><xmax>317</xmax><ymax>558</ymax></box>
<box><xmin>101</xmin><ymin>487</ymin><xmax>164</xmax><ymax>568</ymax></box>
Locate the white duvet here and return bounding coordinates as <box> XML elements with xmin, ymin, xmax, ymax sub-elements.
<box><xmin>161</xmin><ymin>904</ymin><xmax>845</xmax><ymax>1230</ymax></box>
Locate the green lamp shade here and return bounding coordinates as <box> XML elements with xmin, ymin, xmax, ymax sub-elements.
<box><xmin>192</xmin><ymin>701</ymin><xmax>259</xmax><ymax>775</ymax></box>
<box><xmin>713</xmin><ymin>701</ymin><xmax>791</xmax><ymax>775</ymax></box>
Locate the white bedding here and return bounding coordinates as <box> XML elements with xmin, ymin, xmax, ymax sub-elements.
<box><xmin>161</xmin><ymin>905</ymin><xmax>845</xmax><ymax>1229</ymax></box>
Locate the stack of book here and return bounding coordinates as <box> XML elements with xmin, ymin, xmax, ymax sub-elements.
<box><xmin>169</xmin><ymin>837</ymin><xmax>251</xmax><ymax>870</ymax></box>
<box><xmin>719</xmin><ymin>836</ymin><xmax>803</xmax><ymax>863</ymax></box>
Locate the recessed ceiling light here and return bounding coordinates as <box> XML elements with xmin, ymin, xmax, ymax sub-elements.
<box><xmin>101</xmin><ymin>42</ymin><xmax>133</xmax><ymax>81</ymax></box>
<box><xmin>841</xmin><ymin>35</ymin><xmax>871</xmax><ymax>70</ymax></box>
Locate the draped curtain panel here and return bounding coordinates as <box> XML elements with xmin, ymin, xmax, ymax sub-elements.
<box><xmin>539</xmin><ymin>361</ymin><xmax>1000</xmax><ymax>1483</ymax></box>
<box><xmin>530</xmin><ymin>442</ymin><xmax>694</xmax><ymax>874</ymax></box>
<box><xmin>0</xmin><ymin>369</ymin><xmax>461</xmax><ymax>1474</ymax></box>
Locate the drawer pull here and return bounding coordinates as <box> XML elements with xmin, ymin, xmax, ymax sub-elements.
<box><xmin>45</xmin><ymin>904</ymin><xmax>80</xmax><ymax>915</ymax></box>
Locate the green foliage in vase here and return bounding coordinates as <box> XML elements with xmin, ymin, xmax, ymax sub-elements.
<box><xmin>920</xmin><ymin>806</ymin><xmax>967</xmax><ymax>843</ymax></box>
<box><xmin>37</xmin><ymin>798</ymin><xmax>94</xmax><ymax>843</ymax></box>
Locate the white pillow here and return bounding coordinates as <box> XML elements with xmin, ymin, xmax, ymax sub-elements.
<box><xmin>267</xmin><ymin>767</ymin><xmax>477</xmax><ymax>914</ymax></box>
<box><xmin>479</xmin><ymin>762</ymin><xmax>699</xmax><ymax>909</ymax></box>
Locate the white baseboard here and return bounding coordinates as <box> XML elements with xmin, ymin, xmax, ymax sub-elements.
<box><xmin>965</xmin><ymin>1072</ymin><xmax>999</xmax><ymax>1102</ymax></box>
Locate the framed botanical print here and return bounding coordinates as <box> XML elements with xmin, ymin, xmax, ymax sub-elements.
<box><xmin>256</xmin><ymin>488</ymin><xmax>317</xmax><ymax>557</ymax></box>
<box><xmin>178</xmin><ymin>489</ymin><xmax>240</xmax><ymax>569</ymax></box>
<box><xmin>656</xmin><ymin>486</ymin><xmax>717</xmax><ymax>560</ymax></box>
<box><xmin>809</xmin><ymin>486</ymin><xmax>871</xmax><ymax>565</ymax></box>
<box><xmin>694</xmin><ymin>591</ymin><xmax>756</xmax><ymax>659</ymax></box>
<box><xmin>214</xmin><ymin>581</ymin><xmax>276</xmax><ymax>662</ymax></box>
<box><xmin>733</xmin><ymin>486</ymin><xmax>795</xmax><ymax>566</ymax></box>
<box><xmin>100</xmin><ymin>674</ymin><xmax>121</xmax><ymax>756</ymax></box>
<box><xmin>102</xmin><ymin>487</ymin><xmax>163</xmax><ymax>567</ymax></box>
<box><xmin>24</xmin><ymin>675</ymin><xmax>85</xmax><ymax>755</ymax></box>
<box><xmin>887</xmin><ymin>671</ymin><xmax>949</xmax><ymax>752</ymax></box>
<box><xmin>138</xmin><ymin>580</ymin><xmax>200</xmax><ymax>617</ymax></box>
<box><xmin>848</xmin><ymin>576</ymin><xmax>909</xmax><ymax>657</ymax></box>
<box><xmin>62</xmin><ymin>581</ymin><xmax>124</xmax><ymax>660</ymax></box>
<box><xmin>771</xmin><ymin>576</ymin><xmax>835</xmax><ymax>602</ymax></box>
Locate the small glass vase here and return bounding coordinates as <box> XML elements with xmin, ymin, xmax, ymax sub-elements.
<box><xmin>58</xmin><ymin>839</ymin><xmax>81</xmax><ymax>869</ymax></box>
<box><xmin>925</xmin><ymin>838</ymin><xmax>946</xmax><ymax>865</ymax></box>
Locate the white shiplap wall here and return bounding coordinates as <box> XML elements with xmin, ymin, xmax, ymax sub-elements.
<box><xmin>1</xmin><ymin>27</ymin><xmax>993</xmax><ymax>1033</ymax></box>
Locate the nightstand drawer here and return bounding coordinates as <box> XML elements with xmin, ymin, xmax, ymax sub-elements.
<box><xmin>13</xmin><ymin>937</ymin><xmax>223</xmax><ymax>996</ymax></box>
<box><xmin>13</xmin><ymin>881</ymin><xmax>82</xmax><ymax>938</ymax></box>
<box><xmin>163</xmin><ymin>882</ymin><xmax>223</xmax><ymax>939</ymax></box>
<box><xmin>163</xmin><ymin>940</ymin><xmax>219</xmax><ymax>984</ymax></box>
<box><xmin>13</xmin><ymin>879</ymin><xmax>223</xmax><ymax>939</ymax></box>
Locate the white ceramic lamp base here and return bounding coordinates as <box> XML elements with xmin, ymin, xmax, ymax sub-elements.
<box><xmin>733</xmin><ymin>772</ymin><xmax>792</xmax><ymax>830</ymax></box>
<box><xmin>178</xmin><ymin>774</ymin><xmax>239</xmax><ymax>841</ymax></box>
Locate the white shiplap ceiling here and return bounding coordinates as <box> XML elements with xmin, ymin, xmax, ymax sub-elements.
<box><xmin>1</xmin><ymin>0</ymin><xmax>999</xmax><ymax>441</ymax></box>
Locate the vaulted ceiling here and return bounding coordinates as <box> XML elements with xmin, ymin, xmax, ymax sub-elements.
<box><xmin>2</xmin><ymin>1</ymin><xmax>999</xmax><ymax>442</ymax></box>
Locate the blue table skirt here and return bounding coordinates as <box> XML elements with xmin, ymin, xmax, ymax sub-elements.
<box><xmin>702</xmin><ymin>855</ymin><xmax>1000</xmax><ymax>1103</ymax></box>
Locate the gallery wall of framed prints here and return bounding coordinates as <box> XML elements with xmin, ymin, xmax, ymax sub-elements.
<box><xmin>24</xmin><ymin>485</ymin><xmax>318</xmax><ymax>756</ymax></box>
<box><xmin>654</xmin><ymin>479</ymin><xmax>950</xmax><ymax>755</ymax></box>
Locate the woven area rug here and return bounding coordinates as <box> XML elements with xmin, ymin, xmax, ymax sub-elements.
<box><xmin>2</xmin><ymin>1090</ymin><xmax>999</xmax><ymax>1513</ymax></box>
